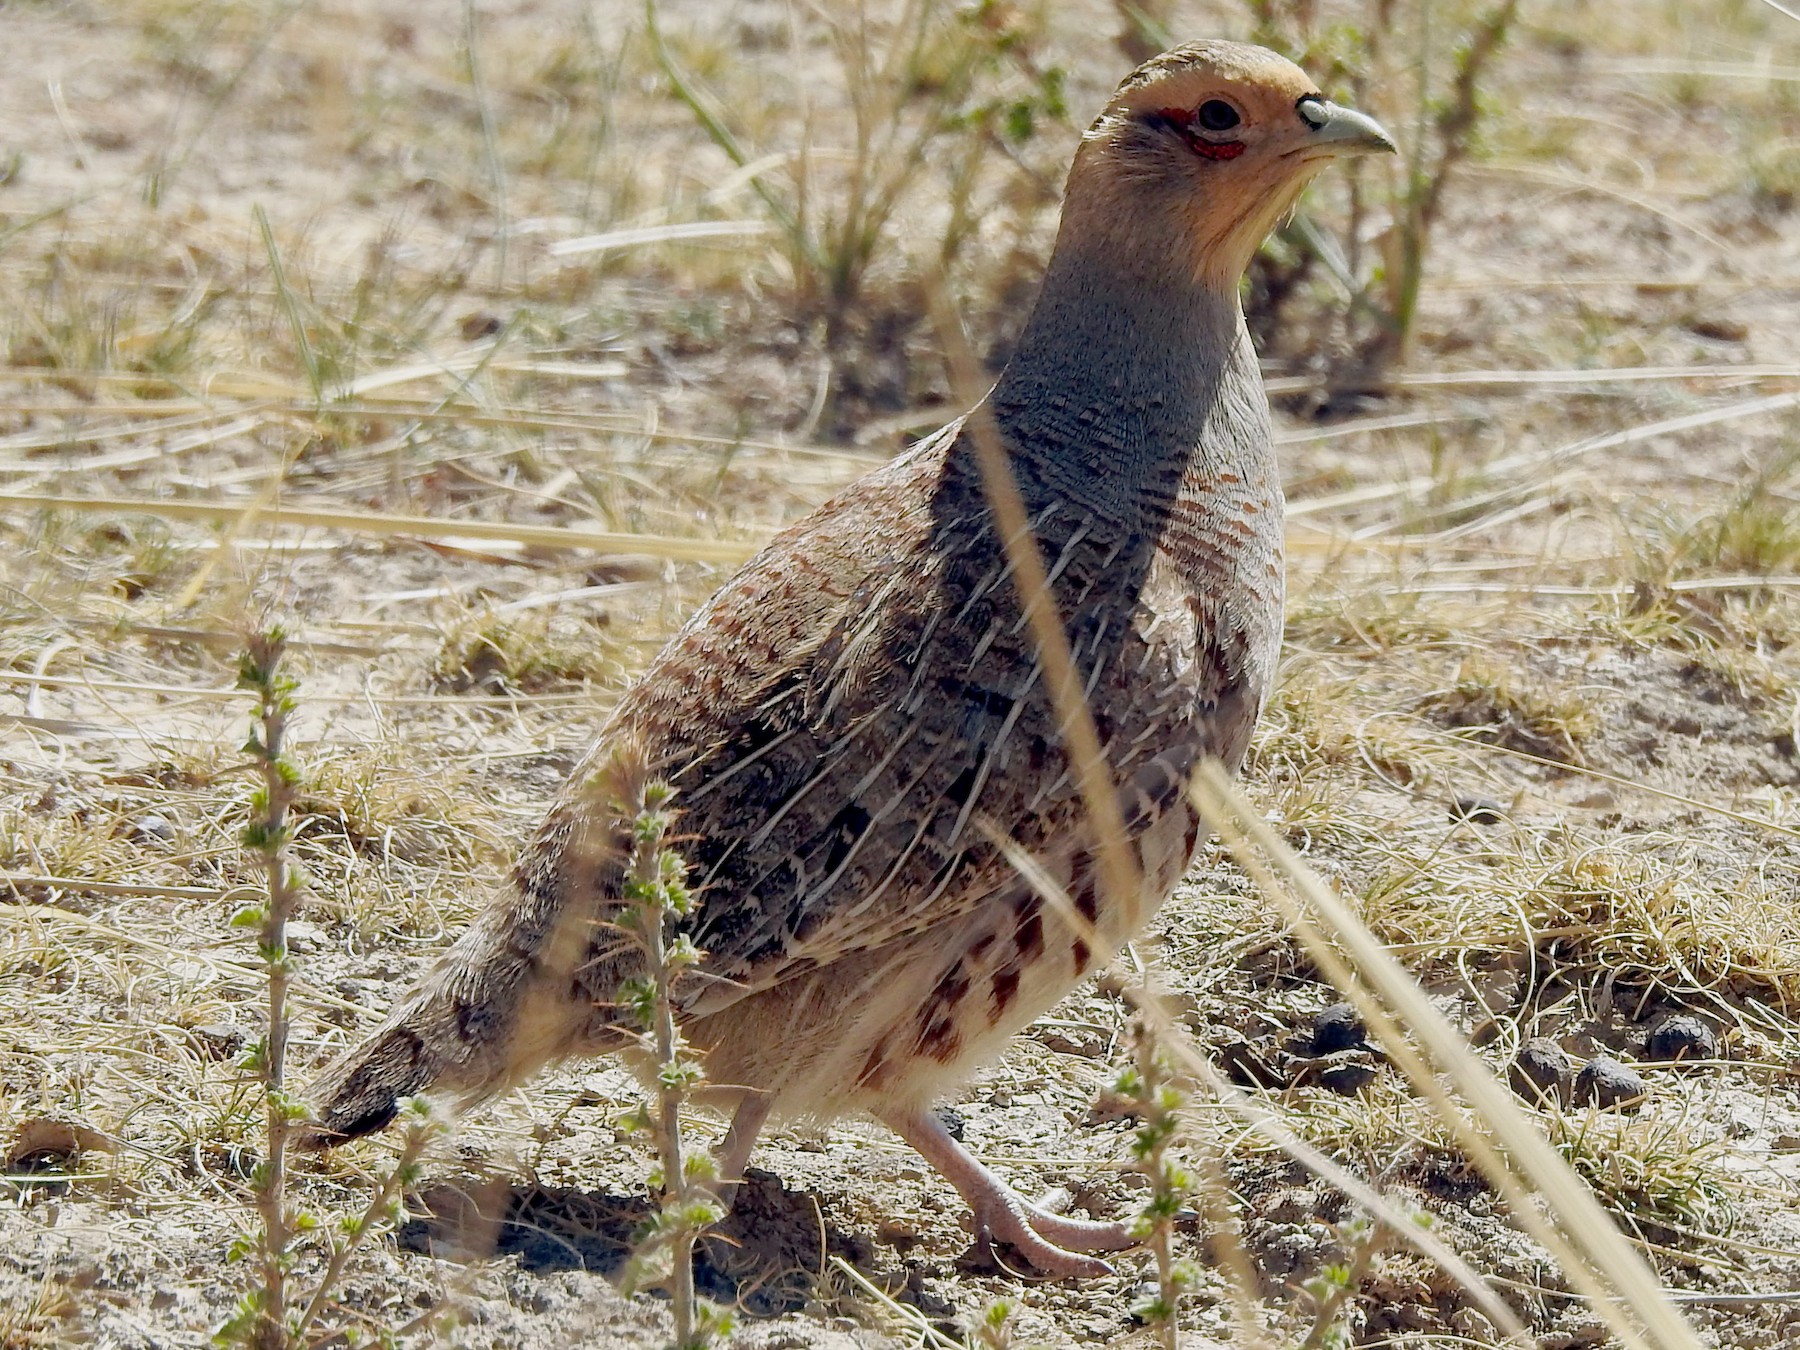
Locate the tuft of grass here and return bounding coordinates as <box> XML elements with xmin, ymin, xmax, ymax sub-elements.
<box><xmin>1417</xmin><ymin>653</ymin><xmax>1597</xmax><ymax>764</ymax></box>
<box><xmin>645</xmin><ymin>0</ymin><xmax>1068</xmax><ymax>416</ymax></box>
<box><xmin>430</xmin><ymin>608</ymin><xmax>627</xmax><ymax>694</ymax></box>
<box><xmin>290</xmin><ymin>747</ymin><xmax>490</xmax><ymax>866</ymax></box>
<box><xmin>0</xmin><ymin>1274</ymin><xmax>79</xmax><ymax>1349</ymax></box>
<box><xmin>1673</xmin><ymin>465</ymin><xmax>1800</xmax><ymax>577</ymax></box>
<box><xmin>1551</xmin><ymin>1105</ymin><xmax>1734</xmax><ymax>1239</ymax></box>
<box><xmin>1744</xmin><ymin>139</ymin><xmax>1800</xmax><ymax>213</ymax></box>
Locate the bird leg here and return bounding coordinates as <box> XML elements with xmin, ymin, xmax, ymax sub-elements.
<box><xmin>880</xmin><ymin>1105</ymin><xmax>1137</xmax><ymax>1279</ymax></box>
<box><xmin>709</xmin><ymin>1088</ymin><xmax>773</xmax><ymax>1208</ymax></box>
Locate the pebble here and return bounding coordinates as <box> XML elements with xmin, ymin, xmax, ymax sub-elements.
<box><xmin>1219</xmin><ymin>1039</ymin><xmax>1282</xmax><ymax>1089</ymax></box>
<box><xmin>1510</xmin><ymin>1037</ymin><xmax>1570</xmax><ymax>1105</ymax></box>
<box><xmin>1129</xmin><ymin>1281</ymin><xmax>1162</xmax><ymax>1320</ymax></box>
<box><xmin>1318</xmin><ymin>1059</ymin><xmax>1378</xmax><ymax>1095</ymax></box>
<box><xmin>1645</xmin><ymin>1014</ymin><xmax>1717</xmax><ymax>1065</ymax></box>
<box><xmin>128</xmin><ymin>814</ymin><xmax>176</xmax><ymax>844</ymax></box>
<box><xmin>283</xmin><ymin>920</ymin><xmax>326</xmax><ymax>954</ymax></box>
<box><xmin>191</xmin><ymin>1024</ymin><xmax>245</xmax><ymax>1060</ymax></box>
<box><xmin>1037</xmin><ymin>1024</ymin><xmax>1109</xmax><ymax>1058</ymax></box>
<box><xmin>1449</xmin><ymin>795</ymin><xmax>1506</xmax><ymax>825</ymax></box>
<box><xmin>931</xmin><ymin>1106</ymin><xmax>966</xmax><ymax>1141</ymax></box>
<box><xmin>1311</xmin><ymin>1002</ymin><xmax>1367</xmax><ymax>1053</ymax></box>
<box><xmin>459</xmin><ymin>310</ymin><xmax>505</xmax><ymax>340</ymax></box>
<box><xmin>1574</xmin><ymin>1055</ymin><xmax>1647</xmax><ymax>1109</ymax></box>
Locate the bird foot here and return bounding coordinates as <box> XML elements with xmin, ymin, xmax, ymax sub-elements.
<box><xmin>881</xmin><ymin>1104</ymin><xmax>1138</xmax><ymax>1280</ymax></box>
<box><xmin>968</xmin><ymin>1195</ymin><xmax>1133</xmax><ymax>1279</ymax></box>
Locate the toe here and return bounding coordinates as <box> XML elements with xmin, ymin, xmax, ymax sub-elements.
<box><xmin>1023</xmin><ymin>1207</ymin><xmax>1138</xmax><ymax>1253</ymax></box>
<box><xmin>973</xmin><ymin>1208</ymin><xmax>1119</xmax><ymax>1279</ymax></box>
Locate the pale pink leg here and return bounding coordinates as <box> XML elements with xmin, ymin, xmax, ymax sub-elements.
<box><xmin>880</xmin><ymin>1105</ymin><xmax>1136</xmax><ymax>1278</ymax></box>
<box><xmin>711</xmin><ymin>1089</ymin><xmax>772</xmax><ymax>1207</ymax></box>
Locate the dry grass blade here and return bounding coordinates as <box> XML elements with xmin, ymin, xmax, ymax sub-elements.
<box><xmin>1444</xmin><ymin>736</ymin><xmax>1800</xmax><ymax>842</ymax></box>
<box><xmin>827</xmin><ymin>1256</ymin><xmax>962</xmax><ymax>1349</ymax></box>
<box><xmin>0</xmin><ymin>492</ymin><xmax>759</xmax><ymax>563</ymax></box>
<box><xmin>1188</xmin><ymin>761</ymin><xmax>1705</xmax><ymax>1350</ymax></box>
<box><xmin>2</xmin><ymin>874</ymin><xmax>225</xmax><ymax>901</ymax></box>
<box><xmin>550</xmin><ymin>219</ymin><xmax>774</xmax><ymax>256</ymax></box>
<box><xmin>6</xmin><ymin>903</ymin><xmax>383</xmax><ymax>1020</ymax></box>
<box><xmin>1290</xmin><ymin>389</ymin><xmax>1800</xmax><ymax>520</ymax></box>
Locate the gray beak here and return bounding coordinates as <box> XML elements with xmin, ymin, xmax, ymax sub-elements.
<box><xmin>1300</xmin><ymin>99</ymin><xmax>1396</xmax><ymax>156</ymax></box>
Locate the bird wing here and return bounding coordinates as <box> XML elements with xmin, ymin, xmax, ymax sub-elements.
<box><xmin>603</xmin><ymin>415</ymin><xmax>1103</xmax><ymax>1010</ymax></box>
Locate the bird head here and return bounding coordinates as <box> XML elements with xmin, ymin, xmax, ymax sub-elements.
<box><xmin>1066</xmin><ymin>41</ymin><xmax>1395</xmax><ymax>290</ymax></box>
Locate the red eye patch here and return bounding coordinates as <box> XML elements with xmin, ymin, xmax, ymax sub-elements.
<box><xmin>1157</xmin><ymin>107</ymin><xmax>1246</xmax><ymax>160</ymax></box>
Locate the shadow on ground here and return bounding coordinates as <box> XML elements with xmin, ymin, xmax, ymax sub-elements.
<box><xmin>398</xmin><ymin>1169</ymin><xmax>877</xmax><ymax>1316</ymax></box>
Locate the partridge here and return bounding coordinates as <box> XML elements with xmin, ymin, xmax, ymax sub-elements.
<box><xmin>305</xmin><ymin>41</ymin><xmax>1393</xmax><ymax>1278</ymax></box>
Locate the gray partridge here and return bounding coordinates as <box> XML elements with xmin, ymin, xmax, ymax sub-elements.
<box><xmin>304</xmin><ymin>40</ymin><xmax>1393</xmax><ymax>1278</ymax></box>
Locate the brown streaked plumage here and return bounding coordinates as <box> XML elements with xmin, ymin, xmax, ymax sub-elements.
<box><xmin>303</xmin><ymin>41</ymin><xmax>1393</xmax><ymax>1278</ymax></box>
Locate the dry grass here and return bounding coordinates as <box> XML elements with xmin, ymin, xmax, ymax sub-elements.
<box><xmin>4</xmin><ymin>0</ymin><xmax>1800</xmax><ymax>1346</ymax></box>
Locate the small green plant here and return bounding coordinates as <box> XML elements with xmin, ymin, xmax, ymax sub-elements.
<box><xmin>613</xmin><ymin>776</ymin><xmax>734</xmax><ymax>1350</ymax></box>
<box><xmin>1244</xmin><ymin>0</ymin><xmax>1520</xmax><ymax>384</ymax></box>
<box><xmin>1296</xmin><ymin>1216</ymin><xmax>1387</xmax><ymax>1350</ymax></box>
<box><xmin>1746</xmin><ymin>139</ymin><xmax>1800</xmax><ymax>213</ymax></box>
<box><xmin>1669</xmin><ymin>447</ymin><xmax>1800</xmax><ymax>577</ymax></box>
<box><xmin>222</xmin><ymin>627</ymin><xmax>307</xmax><ymax>1350</ymax></box>
<box><xmin>971</xmin><ymin>1298</ymin><xmax>1017</xmax><ymax>1348</ymax></box>
<box><xmin>218</xmin><ymin>630</ymin><xmax>446</xmax><ymax>1349</ymax></box>
<box><xmin>1115</xmin><ymin>1014</ymin><xmax>1199</xmax><ymax>1350</ymax></box>
<box><xmin>645</xmin><ymin>0</ymin><xmax>1067</xmax><ymax>411</ymax></box>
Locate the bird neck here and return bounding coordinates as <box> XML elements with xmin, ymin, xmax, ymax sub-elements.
<box><xmin>987</xmin><ymin>212</ymin><xmax>1270</xmax><ymax>524</ymax></box>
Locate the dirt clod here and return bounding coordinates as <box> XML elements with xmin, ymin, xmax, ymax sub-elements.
<box><xmin>1574</xmin><ymin>1056</ymin><xmax>1648</xmax><ymax>1110</ymax></box>
<box><xmin>1511</xmin><ymin>1037</ymin><xmax>1572</xmax><ymax>1105</ymax></box>
<box><xmin>1646</xmin><ymin>1014</ymin><xmax>1718</xmax><ymax>1066</ymax></box>
<box><xmin>1311</xmin><ymin>1001</ymin><xmax>1368</xmax><ymax>1053</ymax></box>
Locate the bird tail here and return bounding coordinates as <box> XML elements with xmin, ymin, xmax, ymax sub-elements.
<box><xmin>299</xmin><ymin>744</ymin><xmax>653</xmax><ymax>1149</ymax></box>
<box><xmin>297</xmin><ymin>892</ymin><xmax>595</xmax><ymax>1147</ymax></box>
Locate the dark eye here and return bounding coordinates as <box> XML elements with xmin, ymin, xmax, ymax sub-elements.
<box><xmin>1197</xmin><ymin>99</ymin><xmax>1240</xmax><ymax>132</ymax></box>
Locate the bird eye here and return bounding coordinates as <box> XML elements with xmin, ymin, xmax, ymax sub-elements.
<box><xmin>1196</xmin><ymin>99</ymin><xmax>1241</xmax><ymax>132</ymax></box>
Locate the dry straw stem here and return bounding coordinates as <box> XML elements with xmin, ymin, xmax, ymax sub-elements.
<box><xmin>0</xmin><ymin>492</ymin><xmax>757</xmax><ymax>564</ymax></box>
<box><xmin>1448</xmin><ymin>738</ymin><xmax>1800</xmax><ymax>844</ymax></box>
<box><xmin>1287</xmin><ymin>388</ymin><xmax>1800</xmax><ymax>522</ymax></box>
<box><xmin>827</xmin><ymin>1256</ymin><xmax>962</xmax><ymax>1349</ymax></box>
<box><xmin>1188</xmin><ymin>761</ymin><xmax>1703</xmax><ymax>1350</ymax></box>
